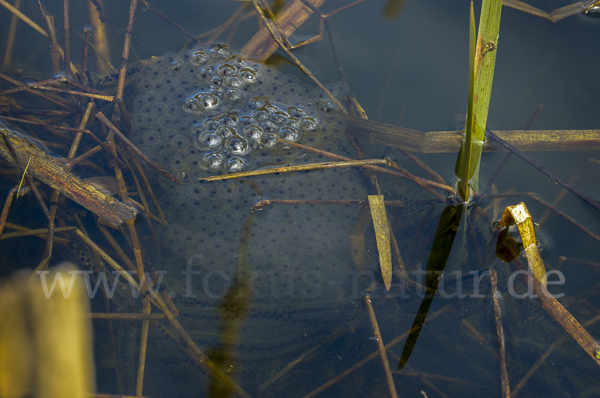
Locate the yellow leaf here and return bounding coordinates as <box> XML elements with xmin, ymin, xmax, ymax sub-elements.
<box><xmin>498</xmin><ymin>202</ymin><xmax>547</xmax><ymax>285</ymax></box>
<box><xmin>368</xmin><ymin>195</ymin><xmax>392</xmax><ymax>291</ymax></box>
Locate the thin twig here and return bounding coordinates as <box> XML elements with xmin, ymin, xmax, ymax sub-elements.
<box><xmin>96</xmin><ymin>112</ymin><xmax>179</xmax><ymax>184</ymax></box>
<box><xmin>486</xmin><ymin>129</ymin><xmax>600</xmax><ymax>213</ymax></box>
<box><xmin>490</xmin><ymin>269</ymin><xmax>510</xmax><ymax>398</ymax></box>
<box><xmin>200</xmin><ymin>158</ymin><xmax>391</xmax><ymax>181</ymax></box>
<box><xmin>252</xmin><ymin>198</ymin><xmax>404</xmax><ymax>210</ymax></box>
<box><xmin>364</xmin><ymin>295</ymin><xmax>398</xmax><ymax>398</ymax></box>
<box><xmin>138</xmin><ymin>0</ymin><xmax>200</xmax><ymax>44</ymax></box>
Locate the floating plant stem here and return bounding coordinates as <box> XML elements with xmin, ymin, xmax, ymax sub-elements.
<box><xmin>199</xmin><ymin>159</ymin><xmax>391</xmax><ymax>181</ymax></box>
<box><xmin>455</xmin><ymin>0</ymin><xmax>502</xmax><ymax>201</ymax></box>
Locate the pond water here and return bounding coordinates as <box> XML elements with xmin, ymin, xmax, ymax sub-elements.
<box><xmin>1</xmin><ymin>0</ymin><xmax>600</xmax><ymax>397</ymax></box>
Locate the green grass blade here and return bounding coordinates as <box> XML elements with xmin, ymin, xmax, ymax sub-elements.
<box><xmin>455</xmin><ymin>0</ymin><xmax>502</xmax><ymax>201</ymax></box>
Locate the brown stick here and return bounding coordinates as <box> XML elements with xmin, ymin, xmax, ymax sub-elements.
<box><xmin>490</xmin><ymin>270</ymin><xmax>510</xmax><ymax>398</ymax></box>
<box><xmin>364</xmin><ymin>295</ymin><xmax>398</xmax><ymax>398</ymax></box>
<box><xmin>136</xmin><ymin>295</ymin><xmax>151</xmax><ymax>396</ymax></box>
<box><xmin>1</xmin><ymin>0</ymin><xmax>22</xmax><ymax>71</ymax></box>
<box><xmin>0</xmin><ymin>187</ymin><xmax>16</xmax><ymax>238</ymax></box>
<box><xmin>200</xmin><ymin>158</ymin><xmax>391</xmax><ymax>181</ymax></box>
<box><xmin>90</xmin><ymin>313</ymin><xmax>166</xmax><ymax>320</ymax></box>
<box><xmin>62</xmin><ymin>0</ymin><xmax>72</xmax><ymax>78</ymax></box>
<box><xmin>252</xmin><ymin>198</ymin><xmax>404</xmax><ymax>210</ymax></box>
<box><xmin>116</xmin><ymin>0</ymin><xmax>137</xmax><ymax>103</ymax></box>
<box><xmin>95</xmin><ymin>112</ymin><xmax>179</xmax><ymax>184</ymax></box>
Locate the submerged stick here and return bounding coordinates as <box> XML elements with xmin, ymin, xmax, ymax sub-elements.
<box><xmin>490</xmin><ymin>270</ymin><xmax>510</xmax><ymax>398</ymax></box>
<box><xmin>486</xmin><ymin>130</ymin><xmax>600</xmax><ymax>213</ymax></box>
<box><xmin>95</xmin><ymin>112</ymin><xmax>179</xmax><ymax>184</ymax></box>
<box><xmin>364</xmin><ymin>295</ymin><xmax>398</xmax><ymax>398</ymax></box>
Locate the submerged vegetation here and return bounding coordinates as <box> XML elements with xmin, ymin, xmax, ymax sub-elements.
<box><xmin>0</xmin><ymin>0</ymin><xmax>599</xmax><ymax>397</ymax></box>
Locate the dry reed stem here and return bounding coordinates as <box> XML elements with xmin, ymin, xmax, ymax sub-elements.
<box><xmin>96</xmin><ymin>112</ymin><xmax>179</xmax><ymax>184</ymax></box>
<box><xmin>490</xmin><ymin>269</ymin><xmax>510</xmax><ymax>398</ymax></box>
<box><xmin>96</xmin><ymin>223</ymin><xmax>137</xmax><ymax>273</ymax></box>
<box><xmin>136</xmin><ymin>295</ymin><xmax>151</xmax><ymax>396</ymax></box>
<box><xmin>199</xmin><ymin>158</ymin><xmax>391</xmax><ymax>181</ymax></box>
<box><xmin>364</xmin><ymin>295</ymin><xmax>399</xmax><ymax>398</ymax></box>
<box><xmin>127</xmin><ymin>147</ymin><xmax>167</xmax><ymax>225</ymax></box>
<box><xmin>0</xmin><ymin>187</ymin><xmax>16</xmax><ymax>237</ymax></box>
<box><xmin>1</xmin><ymin>0</ymin><xmax>22</xmax><ymax>71</ymax></box>
<box><xmin>0</xmin><ymin>226</ymin><xmax>75</xmax><ymax>240</ymax></box>
<box><xmin>252</xmin><ymin>198</ymin><xmax>404</xmax><ymax>210</ymax></box>
<box><xmin>90</xmin><ymin>313</ymin><xmax>166</xmax><ymax>320</ymax></box>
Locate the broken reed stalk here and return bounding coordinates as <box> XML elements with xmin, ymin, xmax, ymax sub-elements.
<box><xmin>1</xmin><ymin>222</ymin><xmax>69</xmax><ymax>244</ymax></box>
<box><xmin>0</xmin><ymin>225</ymin><xmax>75</xmax><ymax>240</ymax></box>
<box><xmin>26</xmin><ymin>84</ymin><xmax>115</xmax><ymax>102</ymax></box>
<box><xmin>248</xmin><ymin>0</ymin><xmax>348</xmax><ymax>115</ymax></box>
<box><xmin>116</xmin><ymin>0</ymin><xmax>137</xmax><ymax>104</ymax></box>
<box><xmin>364</xmin><ymin>295</ymin><xmax>399</xmax><ymax>398</ymax></box>
<box><xmin>490</xmin><ymin>269</ymin><xmax>510</xmax><ymax>398</ymax></box>
<box><xmin>39</xmin><ymin>3</ymin><xmax>61</xmax><ymax>76</ymax></box>
<box><xmin>136</xmin><ymin>295</ymin><xmax>151</xmax><ymax>396</ymax></box>
<box><xmin>71</xmin><ymin>229</ymin><xmax>252</xmax><ymax>398</ymax></box>
<box><xmin>252</xmin><ymin>198</ymin><xmax>404</xmax><ymax>210</ymax></box>
<box><xmin>63</xmin><ymin>0</ymin><xmax>72</xmax><ymax>79</ymax></box>
<box><xmin>0</xmin><ymin>115</ymin><xmax>125</xmax><ymax>167</ymax></box>
<box><xmin>301</xmin><ymin>306</ymin><xmax>450</xmax><ymax>398</ymax></box>
<box><xmin>95</xmin><ymin>112</ymin><xmax>179</xmax><ymax>184</ymax></box>
<box><xmin>200</xmin><ymin>159</ymin><xmax>391</xmax><ymax>181</ymax></box>
<box><xmin>82</xmin><ymin>28</ymin><xmax>90</xmax><ymax>71</ymax></box>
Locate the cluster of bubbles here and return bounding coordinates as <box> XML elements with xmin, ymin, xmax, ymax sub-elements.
<box><xmin>128</xmin><ymin>43</ymin><xmax>348</xmax><ymax>178</ymax></box>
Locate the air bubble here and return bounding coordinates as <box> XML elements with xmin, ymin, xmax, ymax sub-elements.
<box><xmin>202</xmin><ymin>151</ymin><xmax>225</xmax><ymax>170</ymax></box>
<box><xmin>239</xmin><ymin>68</ymin><xmax>258</xmax><ymax>84</ymax></box>
<box><xmin>261</xmin><ymin>132</ymin><xmax>278</xmax><ymax>147</ymax></box>
<box><xmin>218</xmin><ymin>63</ymin><xmax>236</xmax><ymax>76</ymax></box>
<box><xmin>271</xmin><ymin>110</ymin><xmax>289</xmax><ymax>124</ymax></box>
<box><xmin>210</xmin><ymin>44</ymin><xmax>232</xmax><ymax>60</ymax></box>
<box><xmin>198</xmin><ymin>131</ymin><xmax>222</xmax><ymax>149</ymax></box>
<box><xmin>224</xmin><ymin>88</ymin><xmax>243</xmax><ymax>103</ymax></box>
<box><xmin>226</xmin><ymin>157</ymin><xmax>247</xmax><ymax>172</ymax></box>
<box><xmin>279</xmin><ymin>126</ymin><xmax>301</xmax><ymax>142</ymax></box>
<box><xmin>225</xmin><ymin>136</ymin><xmax>249</xmax><ymax>155</ymax></box>
<box><xmin>190</xmin><ymin>49</ymin><xmax>209</xmax><ymax>65</ymax></box>
<box><xmin>243</xmin><ymin>124</ymin><xmax>263</xmax><ymax>140</ymax></box>
<box><xmin>224</xmin><ymin>75</ymin><xmax>243</xmax><ymax>88</ymax></box>
<box><xmin>217</xmin><ymin>126</ymin><xmax>235</xmax><ymax>139</ymax></box>
<box><xmin>193</xmin><ymin>92</ymin><xmax>220</xmax><ymax>111</ymax></box>
<box><xmin>198</xmin><ymin>66</ymin><xmax>214</xmax><ymax>80</ymax></box>
<box><xmin>301</xmin><ymin>116</ymin><xmax>320</xmax><ymax>132</ymax></box>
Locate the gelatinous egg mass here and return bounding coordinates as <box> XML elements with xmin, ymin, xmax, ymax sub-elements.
<box><xmin>129</xmin><ymin>43</ymin><xmax>348</xmax><ymax>176</ymax></box>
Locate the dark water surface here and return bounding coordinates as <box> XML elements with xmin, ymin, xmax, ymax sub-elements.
<box><xmin>1</xmin><ymin>1</ymin><xmax>600</xmax><ymax>397</ymax></box>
